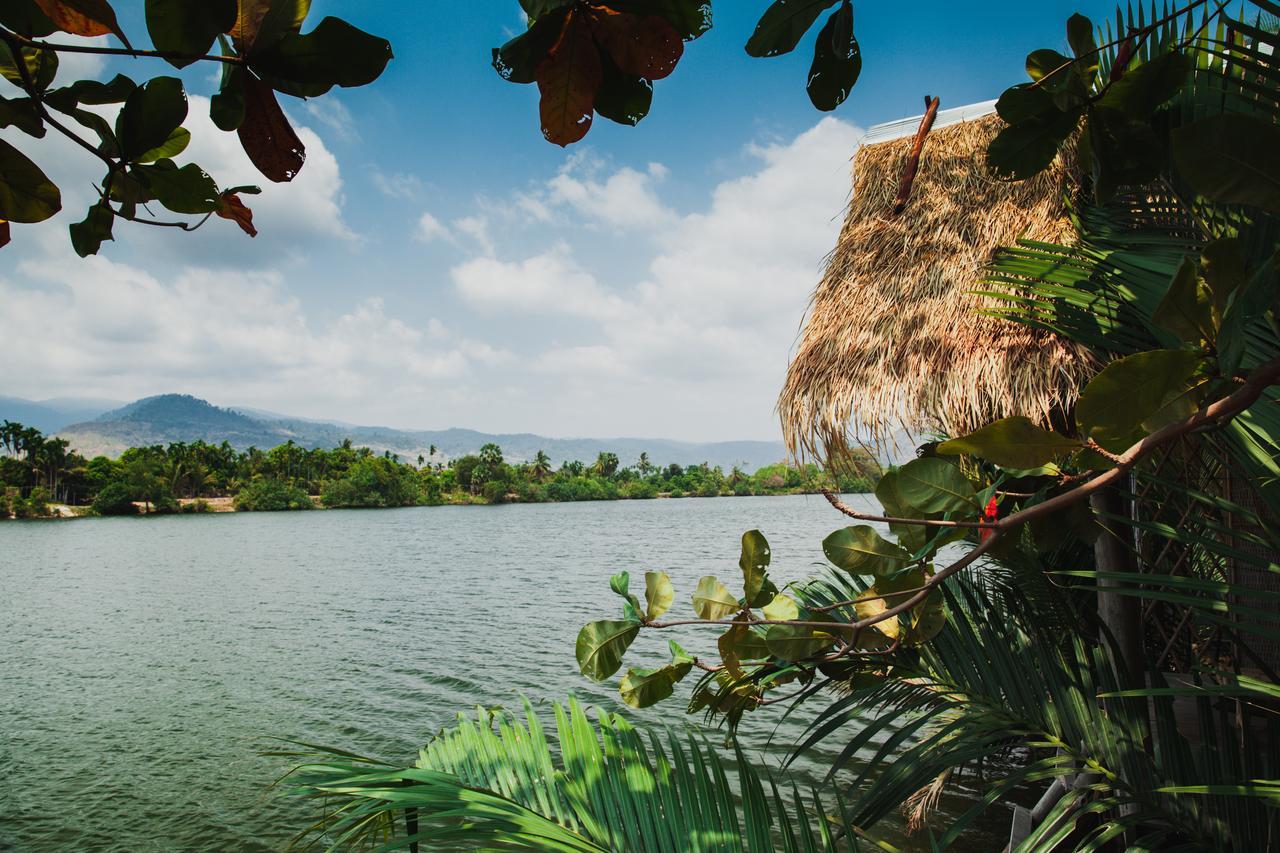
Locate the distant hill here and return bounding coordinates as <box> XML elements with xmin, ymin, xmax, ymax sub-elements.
<box><xmin>52</xmin><ymin>393</ymin><xmax>789</xmax><ymax>471</ymax></box>
<box><xmin>0</xmin><ymin>395</ymin><xmax>123</xmax><ymax>433</ymax></box>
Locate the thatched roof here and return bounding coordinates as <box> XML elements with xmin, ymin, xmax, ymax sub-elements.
<box><xmin>778</xmin><ymin>111</ymin><xmax>1097</xmax><ymax>461</ymax></box>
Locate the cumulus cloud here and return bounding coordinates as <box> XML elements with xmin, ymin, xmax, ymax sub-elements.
<box><xmin>446</xmin><ymin>117</ymin><xmax>864</xmax><ymax>438</ymax></box>
<box><xmin>504</xmin><ymin>153</ymin><xmax>673</xmax><ymax>232</ymax></box>
<box><xmin>7</xmin><ymin>108</ymin><xmax>863</xmax><ymax>440</ymax></box>
<box><xmin>0</xmin><ymin>256</ymin><xmax>498</xmax><ymax>423</ymax></box>
<box><xmin>452</xmin><ymin>242</ymin><xmax>625</xmax><ymax>320</ymax></box>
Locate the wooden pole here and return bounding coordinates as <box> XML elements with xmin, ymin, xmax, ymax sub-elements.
<box><xmin>891</xmin><ymin>95</ymin><xmax>941</xmax><ymax>215</ymax></box>
<box><xmin>1092</xmin><ymin>486</ymin><xmax>1145</xmax><ymax>687</ymax></box>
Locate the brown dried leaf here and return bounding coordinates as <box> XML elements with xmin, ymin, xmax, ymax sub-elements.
<box><xmin>237</xmin><ymin>72</ymin><xmax>305</xmax><ymax>182</ymax></box>
<box><xmin>216</xmin><ymin>191</ymin><xmax>257</xmax><ymax>237</ymax></box>
<box><xmin>536</xmin><ymin>10</ymin><xmax>602</xmax><ymax>147</ymax></box>
<box><xmin>33</xmin><ymin>0</ymin><xmax>130</xmax><ymax>46</ymax></box>
<box><xmin>586</xmin><ymin>5</ymin><xmax>682</xmax><ymax>80</ymax></box>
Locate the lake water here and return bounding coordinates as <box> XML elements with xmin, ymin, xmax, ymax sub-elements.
<box><xmin>1</xmin><ymin>495</ymin><xmax>1012</xmax><ymax>851</ymax></box>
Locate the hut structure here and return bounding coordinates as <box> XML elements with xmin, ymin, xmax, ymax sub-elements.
<box><xmin>778</xmin><ymin>103</ymin><xmax>1098</xmax><ymax>461</ymax></box>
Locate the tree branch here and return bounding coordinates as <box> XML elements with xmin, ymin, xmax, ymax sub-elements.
<box><xmin>0</xmin><ymin>27</ymin><xmax>244</xmax><ymax>67</ymax></box>
<box><xmin>821</xmin><ymin>489</ymin><xmax>996</xmax><ymax>530</ymax></box>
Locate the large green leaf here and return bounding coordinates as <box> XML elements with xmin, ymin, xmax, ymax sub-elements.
<box><xmin>987</xmin><ymin>108</ymin><xmax>1080</xmax><ymax>181</ymax></box>
<box><xmin>1172</xmin><ymin>114</ymin><xmax>1280</xmax><ymax>214</ymax></box>
<box><xmin>1075</xmin><ymin>349</ymin><xmax>1205</xmax><ymax>449</ymax></box>
<box><xmin>0</xmin><ymin>0</ymin><xmax>57</xmax><ymax>37</ymax></box>
<box><xmin>1097</xmin><ymin>51</ymin><xmax>1189</xmax><ymax>113</ymax></box>
<box><xmin>692</xmin><ymin>575</ymin><xmax>738</xmax><ymax>620</ymax></box>
<box><xmin>144</xmin><ymin>0</ymin><xmax>237</xmax><ymax>68</ymax></box>
<box><xmin>619</xmin><ymin>641</ymin><xmax>693</xmax><ymax>708</ymax></box>
<box><xmin>253</xmin><ymin>16</ymin><xmax>393</xmax><ymax>98</ymax></box>
<box><xmin>0</xmin><ymin>137</ymin><xmax>60</xmax><ymax>223</ymax></box>
<box><xmin>136</xmin><ymin>126</ymin><xmax>190</xmax><ymax>163</ymax></box>
<box><xmin>492</xmin><ymin>8</ymin><xmax>567</xmax><ymax>84</ymax></box>
<box><xmin>739</xmin><ymin>529</ymin><xmax>776</xmax><ymax>608</ymax></box>
<box><xmin>132</xmin><ymin>159</ymin><xmax>219</xmax><ymax>214</ymax></box>
<box><xmin>805</xmin><ymin>0</ymin><xmax>859</xmax><ymax>111</ymax></box>
<box><xmin>643</xmin><ymin>570</ymin><xmax>673</xmax><ymax>621</ymax></box>
<box><xmin>895</xmin><ymin>457</ymin><xmax>976</xmax><ymax>515</ymax></box>
<box><xmin>822</xmin><ymin>525</ymin><xmax>912</xmax><ymax>577</ymax></box>
<box><xmin>68</xmin><ymin>199</ymin><xmax>113</xmax><ymax>257</ymax></box>
<box><xmin>116</xmin><ymin>76</ymin><xmax>187</xmax><ymax>161</ymax></box>
<box><xmin>765</xmin><ymin>623</ymin><xmax>836</xmax><ymax>661</ymax></box>
<box><xmin>762</xmin><ymin>592</ymin><xmax>800</xmax><ymax>622</ymax></box>
<box><xmin>938</xmin><ymin>416</ymin><xmax>1083</xmax><ymax>469</ymax></box>
<box><xmin>593</xmin><ymin>57</ymin><xmax>652</xmax><ymax>126</ymax></box>
<box><xmin>575</xmin><ymin>619</ymin><xmax>639</xmax><ymax>682</ymax></box>
<box><xmin>745</xmin><ymin>0</ymin><xmax>839</xmax><ymax>58</ymax></box>
<box><xmin>875</xmin><ymin>470</ymin><xmax>929</xmax><ymax>554</ymax></box>
<box><xmin>1153</xmin><ymin>257</ymin><xmax>1216</xmax><ymax>345</ymax></box>
<box><xmin>0</xmin><ymin>39</ymin><xmax>58</xmax><ymax>92</ymax></box>
<box><xmin>996</xmin><ymin>84</ymin><xmax>1057</xmax><ymax>124</ymax></box>
<box><xmin>0</xmin><ymin>95</ymin><xmax>44</xmax><ymax>137</ymax></box>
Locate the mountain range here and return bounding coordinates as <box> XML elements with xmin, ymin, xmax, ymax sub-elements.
<box><xmin>1</xmin><ymin>393</ymin><xmax>789</xmax><ymax>471</ymax></box>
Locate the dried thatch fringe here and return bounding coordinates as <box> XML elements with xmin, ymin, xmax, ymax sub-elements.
<box><xmin>778</xmin><ymin>114</ymin><xmax>1098</xmax><ymax>463</ymax></box>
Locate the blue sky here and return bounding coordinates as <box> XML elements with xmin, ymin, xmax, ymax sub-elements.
<box><xmin>1</xmin><ymin>1</ymin><xmax>1119</xmax><ymax>441</ymax></box>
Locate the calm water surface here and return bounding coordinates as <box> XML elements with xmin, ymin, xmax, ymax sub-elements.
<box><xmin>1</xmin><ymin>495</ymin><xmax>1010</xmax><ymax>851</ymax></box>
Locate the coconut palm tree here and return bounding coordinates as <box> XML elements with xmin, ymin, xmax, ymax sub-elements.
<box><xmin>530</xmin><ymin>449</ymin><xmax>552</xmax><ymax>481</ymax></box>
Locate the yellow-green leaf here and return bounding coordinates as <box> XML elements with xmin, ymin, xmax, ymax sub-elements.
<box><xmin>762</xmin><ymin>592</ymin><xmax>799</xmax><ymax>622</ymax></box>
<box><xmin>644</xmin><ymin>570</ymin><xmax>673</xmax><ymax>621</ymax></box>
<box><xmin>765</xmin><ymin>623</ymin><xmax>836</xmax><ymax>662</ymax></box>
<box><xmin>575</xmin><ymin>619</ymin><xmax>639</xmax><ymax>682</ymax></box>
<box><xmin>938</xmin><ymin>416</ymin><xmax>1082</xmax><ymax>469</ymax></box>
<box><xmin>739</xmin><ymin>529</ymin><xmax>776</xmax><ymax>607</ymax></box>
<box><xmin>692</xmin><ymin>575</ymin><xmax>738</xmax><ymax>620</ymax></box>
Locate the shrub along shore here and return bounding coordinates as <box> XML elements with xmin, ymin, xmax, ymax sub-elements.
<box><xmin>0</xmin><ymin>422</ymin><xmax>880</xmax><ymax>519</ymax></box>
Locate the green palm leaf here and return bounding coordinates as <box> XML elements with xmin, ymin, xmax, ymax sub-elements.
<box><xmin>275</xmin><ymin>697</ymin><xmax>849</xmax><ymax>851</ymax></box>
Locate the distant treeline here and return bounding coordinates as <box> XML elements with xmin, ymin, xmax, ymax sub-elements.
<box><xmin>0</xmin><ymin>420</ymin><xmax>880</xmax><ymax>518</ymax></box>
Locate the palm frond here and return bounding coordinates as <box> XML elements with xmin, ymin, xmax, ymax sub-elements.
<box><xmin>276</xmin><ymin>697</ymin><xmax>851</xmax><ymax>851</ymax></box>
<box><xmin>789</xmin><ymin>577</ymin><xmax>1279</xmax><ymax>850</ymax></box>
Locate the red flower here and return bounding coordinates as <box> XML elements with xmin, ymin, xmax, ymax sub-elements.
<box><xmin>980</xmin><ymin>496</ymin><xmax>999</xmax><ymax>542</ymax></box>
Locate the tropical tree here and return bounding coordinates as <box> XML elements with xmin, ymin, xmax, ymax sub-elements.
<box><xmin>530</xmin><ymin>449</ymin><xmax>552</xmax><ymax>481</ymax></box>
<box><xmin>591</xmin><ymin>451</ymin><xmax>619</xmax><ymax>478</ymax></box>
<box><xmin>283</xmin><ymin>1</ymin><xmax>1280</xmax><ymax>848</ymax></box>
<box><xmin>0</xmin><ymin>0</ymin><xmax>391</xmax><ymax>253</ymax></box>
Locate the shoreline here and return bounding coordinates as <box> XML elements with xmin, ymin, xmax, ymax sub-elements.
<box><xmin>21</xmin><ymin>488</ymin><xmax>854</xmax><ymax>521</ymax></box>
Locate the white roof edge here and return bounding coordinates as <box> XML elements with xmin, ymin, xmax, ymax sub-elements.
<box><xmin>859</xmin><ymin>99</ymin><xmax>998</xmax><ymax>146</ymax></box>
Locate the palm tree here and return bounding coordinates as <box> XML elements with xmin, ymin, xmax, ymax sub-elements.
<box><xmin>636</xmin><ymin>451</ymin><xmax>653</xmax><ymax>478</ymax></box>
<box><xmin>530</xmin><ymin>449</ymin><xmax>552</xmax><ymax>481</ymax></box>
<box><xmin>590</xmin><ymin>451</ymin><xmax>619</xmax><ymax>478</ymax></box>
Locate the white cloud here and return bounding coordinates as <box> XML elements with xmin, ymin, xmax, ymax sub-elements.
<box><xmin>303</xmin><ymin>97</ymin><xmax>359</xmax><ymax>143</ymax></box>
<box><xmin>544</xmin><ymin>158</ymin><xmax>673</xmax><ymax>231</ymax></box>
<box><xmin>447</xmin><ymin>117</ymin><xmax>864</xmax><ymax>438</ymax></box>
<box><xmin>0</xmin><ymin>256</ymin><xmax>494</xmax><ymax>421</ymax></box>
<box><xmin>452</xmin><ymin>241</ymin><xmax>625</xmax><ymax>320</ymax></box>
<box><xmin>416</xmin><ymin>211</ymin><xmax>451</xmax><ymax>242</ymax></box>
<box><xmin>53</xmin><ymin>35</ymin><xmax>111</xmax><ymax>82</ymax></box>
<box><xmin>453</xmin><ymin>214</ymin><xmax>494</xmax><ymax>256</ymax></box>
<box><xmin>374</xmin><ymin>171</ymin><xmax>425</xmax><ymax>199</ymax></box>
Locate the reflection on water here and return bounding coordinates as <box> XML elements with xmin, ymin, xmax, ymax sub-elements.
<box><xmin>1</xmin><ymin>495</ymin><xmax>1010</xmax><ymax>851</ymax></box>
